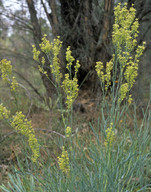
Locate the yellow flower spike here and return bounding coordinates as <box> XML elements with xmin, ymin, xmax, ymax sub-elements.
<box><xmin>105</xmin><ymin>58</ymin><xmax>113</xmax><ymax>91</ymax></box>
<box><xmin>74</xmin><ymin>60</ymin><xmax>80</xmax><ymax>77</ymax></box>
<box><xmin>11</xmin><ymin>112</ymin><xmax>40</xmax><ymax>162</ymax></box>
<box><xmin>39</xmin><ymin>34</ymin><xmax>52</xmax><ymax>53</ymax></box>
<box><xmin>0</xmin><ymin>59</ymin><xmax>18</xmax><ymax>91</ymax></box>
<box><xmin>118</xmin><ymin>83</ymin><xmax>128</xmax><ymax>103</ymax></box>
<box><xmin>104</xmin><ymin>122</ymin><xmax>115</xmax><ymax>149</ymax></box>
<box><xmin>62</xmin><ymin>74</ymin><xmax>79</xmax><ymax>109</ymax></box>
<box><xmin>112</xmin><ymin>3</ymin><xmax>139</xmax><ymax>54</ymax></box>
<box><xmin>0</xmin><ymin>104</ymin><xmax>10</xmax><ymax>120</ymax></box>
<box><xmin>65</xmin><ymin>126</ymin><xmax>72</xmax><ymax>138</ymax></box>
<box><xmin>41</xmin><ymin>57</ymin><xmax>45</xmax><ymax>65</ymax></box>
<box><xmin>66</xmin><ymin>46</ymin><xmax>75</xmax><ymax>71</ymax></box>
<box><xmin>124</xmin><ymin>64</ymin><xmax>138</xmax><ymax>89</ymax></box>
<box><xmin>58</xmin><ymin>146</ymin><xmax>70</xmax><ymax>176</ymax></box>
<box><xmin>32</xmin><ymin>45</ymin><xmax>40</xmax><ymax>62</ymax></box>
<box><xmin>11</xmin><ymin>76</ymin><xmax>18</xmax><ymax>91</ymax></box>
<box><xmin>62</xmin><ymin>47</ymin><xmax>80</xmax><ymax>109</ymax></box>
<box><xmin>128</xmin><ymin>94</ymin><xmax>133</xmax><ymax>105</ymax></box>
<box><xmin>34</xmin><ymin>35</ymin><xmax>63</xmax><ymax>82</ymax></box>
<box><xmin>0</xmin><ymin>59</ymin><xmax>12</xmax><ymax>83</ymax></box>
<box><xmin>96</xmin><ymin>61</ymin><xmax>105</xmax><ymax>83</ymax></box>
<box><xmin>50</xmin><ymin>36</ymin><xmax>63</xmax><ymax>83</ymax></box>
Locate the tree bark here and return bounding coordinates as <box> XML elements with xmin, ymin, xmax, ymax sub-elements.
<box><xmin>26</xmin><ymin>0</ymin><xmax>55</xmax><ymax>107</ymax></box>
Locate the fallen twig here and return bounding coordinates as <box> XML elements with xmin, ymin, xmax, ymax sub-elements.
<box><xmin>0</xmin><ymin>127</ymin><xmax>79</xmax><ymax>143</ymax></box>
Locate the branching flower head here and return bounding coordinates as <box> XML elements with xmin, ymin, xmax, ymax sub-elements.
<box><xmin>39</xmin><ymin>34</ymin><xmax>52</xmax><ymax>53</ymax></box>
<box><xmin>62</xmin><ymin>47</ymin><xmax>80</xmax><ymax>109</ymax></box>
<box><xmin>50</xmin><ymin>36</ymin><xmax>63</xmax><ymax>83</ymax></box>
<box><xmin>11</xmin><ymin>112</ymin><xmax>40</xmax><ymax>162</ymax></box>
<box><xmin>113</xmin><ymin>3</ymin><xmax>146</xmax><ymax>103</ymax></box>
<box><xmin>96</xmin><ymin>3</ymin><xmax>145</xmax><ymax>104</ymax></box>
<box><xmin>74</xmin><ymin>60</ymin><xmax>80</xmax><ymax>77</ymax></box>
<box><xmin>113</xmin><ymin>3</ymin><xmax>138</xmax><ymax>53</ymax></box>
<box><xmin>62</xmin><ymin>74</ymin><xmax>79</xmax><ymax>109</ymax></box>
<box><xmin>66</xmin><ymin>46</ymin><xmax>75</xmax><ymax>72</ymax></box>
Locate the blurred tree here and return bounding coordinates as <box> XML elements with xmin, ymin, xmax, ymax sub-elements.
<box><xmin>0</xmin><ymin>0</ymin><xmax>8</xmax><ymax>40</ymax></box>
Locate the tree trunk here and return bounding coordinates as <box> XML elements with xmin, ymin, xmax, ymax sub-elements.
<box><xmin>57</xmin><ymin>0</ymin><xmax>114</xmax><ymax>94</ymax></box>
<box><xmin>26</xmin><ymin>0</ymin><xmax>55</xmax><ymax>106</ymax></box>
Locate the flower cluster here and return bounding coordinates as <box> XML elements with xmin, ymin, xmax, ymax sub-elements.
<box><xmin>50</xmin><ymin>36</ymin><xmax>63</xmax><ymax>83</ymax></box>
<box><xmin>11</xmin><ymin>112</ymin><xmax>40</xmax><ymax>162</ymax></box>
<box><xmin>39</xmin><ymin>34</ymin><xmax>52</xmax><ymax>54</ymax></box>
<box><xmin>112</xmin><ymin>3</ymin><xmax>145</xmax><ymax>103</ymax></box>
<box><xmin>62</xmin><ymin>74</ymin><xmax>79</xmax><ymax>109</ymax></box>
<box><xmin>0</xmin><ymin>59</ymin><xmax>18</xmax><ymax>91</ymax></box>
<box><xmin>0</xmin><ymin>104</ymin><xmax>10</xmax><ymax>120</ymax></box>
<box><xmin>11</xmin><ymin>76</ymin><xmax>18</xmax><ymax>91</ymax></box>
<box><xmin>33</xmin><ymin>35</ymin><xmax>63</xmax><ymax>83</ymax></box>
<box><xmin>62</xmin><ymin>47</ymin><xmax>80</xmax><ymax>109</ymax></box>
<box><xmin>65</xmin><ymin>126</ymin><xmax>72</xmax><ymax>138</ymax></box>
<box><xmin>96</xmin><ymin>57</ymin><xmax>114</xmax><ymax>91</ymax></box>
<box><xmin>66</xmin><ymin>46</ymin><xmax>75</xmax><ymax>72</ymax></box>
<box><xmin>58</xmin><ymin>146</ymin><xmax>70</xmax><ymax>176</ymax></box>
<box><xmin>32</xmin><ymin>45</ymin><xmax>40</xmax><ymax>62</ymax></box>
<box><xmin>105</xmin><ymin>58</ymin><xmax>114</xmax><ymax>91</ymax></box>
<box><xmin>104</xmin><ymin>122</ymin><xmax>115</xmax><ymax>149</ymax></box>
<box><xmin>0</xmin><ymin>59</ymin><xmax>12</xmax><ymax>82</ymax></box>
<box><xmin>96</xmin><ymin>3</ymin><xmax>145</xmax><ymax>104</ymax></box>
<box><xmin>118</xmin><ymin>83</ymin><xmax>128</xmax><ymax>103</ymax></box>
<box><xmin>112</xmin><ymin>3</ymin><xmax>138</xmax><ymax>53</ymax></box>
<box><xmin>95</xmin><ymin>61</ymin><xmax>104</xmax><ymax>83</ymax></box>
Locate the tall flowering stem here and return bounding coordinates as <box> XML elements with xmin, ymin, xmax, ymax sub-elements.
<box><xmin>62</xmin><ymin>47</ymin><xmax>80</xmax><ymax>110</ymax></box>
<box><xmin>96</xmin><ymin>3</ymin><xmax>146</xmax><ymax>104</ymax></box>
<box><xmin>112</xmin><ymin>3</ymin><xmax>146</xmax><ymax>103</ymax></box>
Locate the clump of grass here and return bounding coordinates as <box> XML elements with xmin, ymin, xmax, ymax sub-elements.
<box><xmin>0</xmin><ymin>3</ymin><xmax>151</xmax><ymax>192</ymax></box>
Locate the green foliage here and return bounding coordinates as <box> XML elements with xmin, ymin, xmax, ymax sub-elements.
<box><xmin>1</xmin><ymin>113</ymin><xmax>151</xmax><ymax>191</ymax></box>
